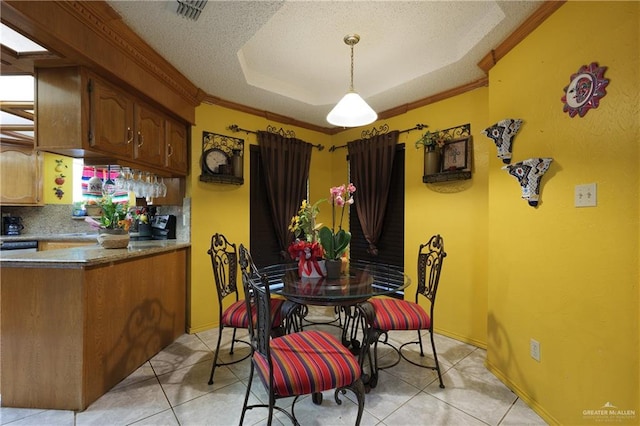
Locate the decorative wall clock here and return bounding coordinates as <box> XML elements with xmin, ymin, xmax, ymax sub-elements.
<box><xmin>561</xmin><ymin>62</ymin><xmax>609</xmax><ymax>118</ymax></box>
<box><xmin>199</xmin><ymin>131</ymin><xmax>244</xmax><ymax>184</ymax></box>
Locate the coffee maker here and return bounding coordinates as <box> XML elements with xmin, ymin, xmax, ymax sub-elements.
<box><xmin>151</xmin><ymin>214</ymin><xmax>176</xmax><ymax>239</ymax></box>
<box><xmin>2</xmin><ymin>216</ymin><xmax>24</xmax><ymax>235</ymax></box>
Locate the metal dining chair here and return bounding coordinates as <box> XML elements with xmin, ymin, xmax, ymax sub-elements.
<box><xmin>368</xmin><ymin>234</ymin><xmax>447</xmax><ymax>388</ymax></box>
<box><xmin>238</xmin><ymin>244</ymin><xmax>366</xmax><ymax>426</ymax></box>
<box><xmin>206</xmin><ymin>233</ymin><xmax>285</xmax><ymax>385</ymax></box>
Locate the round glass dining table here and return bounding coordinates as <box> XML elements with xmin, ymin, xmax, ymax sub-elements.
<box><xmin>257</xmin><ymin>260</ymin><xmax>410</xmax><ymax>390</ymax></box>
<box><xmin>258</xmin><ymin>260</ymin><xmax>410</xmax><ymax>306</ymax></box>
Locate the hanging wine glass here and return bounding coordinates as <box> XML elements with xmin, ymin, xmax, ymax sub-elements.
<box><xmin>159</xmin><ymin>177</ymin><xmax>167</xmax><ymax>197</ymax></box>
<box><xmin>152</xmin><ymin>175</ymin><xmax>162</xmax><ymax>198</ymax></box>
<box><xmin>115</xmin><ymin>167</ymin><xmax>126</xmax><ymax>191</ymax></box>
<box><xmin>102</xmin><ymin>165</ymin><xmax>117</xmax><ymax>196</ymax></box>
<box><xmin>141</xmin><ymin>171</ymin><xmax>152</xmax><ymax>201</ymax></box>
<box><xmin>131</xmin><ymin>169</ymin><xmax>143</xmax><ymax>197</ymax></box>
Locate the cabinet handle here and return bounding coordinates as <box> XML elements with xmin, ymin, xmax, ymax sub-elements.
<box><xmin>127</xmin><ymin>128</ymin><xmax>133</xmax><ymax>144</ymax></box>
<box><xmin>137</xmin><ymin>132</ymin><xmax>144</xmax><ymax>148</ymax></box>
<box><xmin>167</xmin><ymin>143</ymin><xmax>173</xmax><ymax>157</ymax></box>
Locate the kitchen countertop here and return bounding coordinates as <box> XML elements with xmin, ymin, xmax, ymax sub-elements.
<box><xmin>0</xmin><ymin>239</ymin><xmax>191</xmax><ymax>268</ymax></box>
<box><xmin>0</xmin><ymin>232</ymin><xmax>100</xmax><ymax>243</ymax></box>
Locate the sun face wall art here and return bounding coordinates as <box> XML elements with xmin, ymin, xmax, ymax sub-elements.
<box><xmin>561</xmin><ymin>62</ymin><xmax>609</xmax><ymax>118</ymax></box>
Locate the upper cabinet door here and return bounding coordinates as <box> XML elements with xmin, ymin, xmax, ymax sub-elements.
<box><xmin>165</xmin><ymin>118</ymin><xmax>188</xmax><ymax>174</ymax></box>
<box><xmin>0</xmin><ymin>144</ymin><xmax>43</xmax><ymax>205</ymax></box>
<box><xmin>133</xmin><ymin>103</ymin><xmax>165</xmax><ymax>166</ymax></box>
<box><xmin>89</xmin><ymin>77</ymin><xmax>134</xmax><ymax>158</ymax></box>
<box><xmin>37</xmin><ymin>66</ymin><xmax>189</xmax><ymax>177</ymax></box>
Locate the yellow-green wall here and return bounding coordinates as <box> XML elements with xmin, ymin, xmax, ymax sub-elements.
<box><xmin>43</xmin><ymin>153</ymin><xmax>73</xmax><ymax>204</ymax></box>
<box><xmin>187</xmin><ymin>2</ymin><xmax>639</xmax><ymax>423</ymax></box>
<box><xmin>328</xmin><ymin>89</ymin><xmax>491</xmax><ymax>348</ymax></box>
<box><xmin>188</xmin><ymin>105</ymin><xmax>332</xmax><ymax>332</ymax></box>
<box><xmin>190</xmin><ymin>89</ymin><xmax>491</xmax><ymax>348</ymax></box>
<box><xmin>485</xmin><ymin>2</ymin><xmax>639</xmax><ymax>424</ymax></box>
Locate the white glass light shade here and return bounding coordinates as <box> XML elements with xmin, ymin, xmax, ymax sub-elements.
<box><xmin>326</xmin><ymin>91</ymin><xmax>377</xmax><ymax>127</ymax></box>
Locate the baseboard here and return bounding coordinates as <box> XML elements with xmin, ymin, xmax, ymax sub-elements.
<box><xmin>485</xmin><ymin>358</ymin><xmax>558</xmax><ymax>425</ymax></box>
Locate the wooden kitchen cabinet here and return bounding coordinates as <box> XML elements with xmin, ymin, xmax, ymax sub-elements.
<box><xmin>134</xmin><ymin>103</ymin><xmax>165</xmax><ymax>167</ymax></box>
<box><xmin>1</xmin><ymin>245</ymin><xmax>188</xmax><ymax>410</ymax></box>
<box><xmin>165</xmin><ymin>117</ymin><xmax>189</xmax><ymax>174</ymax></box>
<box><xmin>38</xmin><ymin>241</ymin><xmax>96</xmax><ymax>251</ymax></box>
<box><xmin>37</xmin><ymin>66</ymin><xmax>187</xmax><ymax>176</ymax></box>
<box><xmin>0</xmin><ymin>144</ymin><xmax>43</xmax><ymax>205</ymax></box>
<box><xmin>89</xmin><ymin>75</ymin><xmax>134</xmax><ymax>158</ymax></box>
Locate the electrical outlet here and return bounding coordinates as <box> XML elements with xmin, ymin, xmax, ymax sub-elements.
<box><xmin>530</xmin><ymin>339</ymin><xmax>541</xmax><ymax>362</ymax></box>
<box><xmin>575</xmin><ymin>183</ymin><xmax>597</xmax><ymax>207</ymax></box>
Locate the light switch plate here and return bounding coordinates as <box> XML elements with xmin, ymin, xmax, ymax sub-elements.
<box><xmin>575</xmin><ymin>183</ymin><xmax>597</xmax><ymax>207</ymax></box>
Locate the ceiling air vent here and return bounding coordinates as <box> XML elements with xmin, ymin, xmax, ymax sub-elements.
<box><xmin>175</xmin><ymin>0</ymin><xmax>207</xmax><ymax>21</ymax></box>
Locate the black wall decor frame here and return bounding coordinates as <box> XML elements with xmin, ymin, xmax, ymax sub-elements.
<box><xmin>423</xmin><ymin>123</ymin><xmax>472</xmax><ymax>183</ymax></box>
<box><xmin>200</xmin><ymin>131</ymin><xmax>244</xmax><ymax>185</ymax></box>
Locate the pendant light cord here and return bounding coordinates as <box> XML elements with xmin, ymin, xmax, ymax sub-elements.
<box><xmin>349</xmin><ymin>42</ymin><xmax>354</xmax><ymax>91</ymax></box>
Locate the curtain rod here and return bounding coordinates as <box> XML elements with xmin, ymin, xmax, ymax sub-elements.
<box><xmin>328</xmin><ymin>123</ymin><xmax>428</xmax><ymax>152</ymax></box>
<box><xmin>227</xmin><ymin>124</ymin><xmax>325</xmax><ymax>151</ymax></box>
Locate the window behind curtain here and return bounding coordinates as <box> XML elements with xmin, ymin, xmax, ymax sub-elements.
<box><xmin>250</xmin><ymin>143</ymin><xmax>405</xmax><ymax>271</ymax></box>
<box><xmin>249</xmin><ymin>145</ymin><xmax>282</xmax><ymax>268</ymax></box>
<box><xmin>349</xmin><ymin>144</ymin><xmax>405</xmax><ymax>297</ymax></box>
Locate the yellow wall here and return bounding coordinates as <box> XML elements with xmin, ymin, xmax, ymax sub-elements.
<box><xmin>42</xmin><ymin>153</ymin><xmax>73</xmax><ymax>204</ymax></box>
<box><xmin>329</xmin><ymin>89</ymin><xmax>491</xmax><ymax>347</ymax></box>
<box><xmin>187</xmin><ymin>2</ymin><xmax>639</xmax><ymax>423</ymax></box>
<box><xmin>485</xmin><ymin>2</ymin><xmax>639</xmax><ymax>424</ymax></box>
<box><xmin>188</xmin><ymin>105</ymin><xmax>332</xmax><ymax>332</ymax></box>
<box><xmin>189</xmin><ymin>89</ymin><xmax>491</xmax><ymax>348</ymax></box>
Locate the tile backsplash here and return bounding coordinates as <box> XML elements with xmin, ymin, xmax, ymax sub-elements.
<box><xmin>1</xmin><ymin>198</ymin><xmax>191</xmax><ymax>241</ymax></box>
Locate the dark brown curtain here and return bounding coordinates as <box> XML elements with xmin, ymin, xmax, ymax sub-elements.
<box><xmin>258</xmin><ymin>131</ymin><xmax>313</xmax><ymax>259</ymax></box>
<box><xmin>347</xmin><ymin>130</ymin><xmax>399</xmax><ymax>256</ymax></box>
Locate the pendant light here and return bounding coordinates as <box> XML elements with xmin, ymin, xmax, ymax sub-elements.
<box><xmin>326</xmin><ymin>34</ymin><xmax>377</xmax><ymax>127</ymax></box>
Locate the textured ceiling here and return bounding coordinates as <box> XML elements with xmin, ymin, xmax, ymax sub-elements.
<box><xmin>106</xmin><ymin>1</ymin><xmax>543</xmax><ymax>128</ymax></box>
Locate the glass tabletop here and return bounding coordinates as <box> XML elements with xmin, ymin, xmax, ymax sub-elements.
<box><xmin>258</xmin><ymin>260</ymin><xmax>410</xmax><ymax>306</ymax></box>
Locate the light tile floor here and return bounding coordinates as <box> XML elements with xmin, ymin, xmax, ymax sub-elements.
<box><xmin>0</xmin><ymin>309</ymin><xmax>547</xmax><ymax>425</ymax></box>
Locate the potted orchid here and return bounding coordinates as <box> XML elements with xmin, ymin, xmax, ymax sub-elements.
<box><xmin>318</xmin><ymin>183</ymin><xmax>356</xmax><ymax>268</ymax></box>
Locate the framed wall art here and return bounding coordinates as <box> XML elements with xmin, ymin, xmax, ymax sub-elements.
<box><xmin>442</xmin><ymin>137</ymin><xmax>469</xmax><ymax>171</ymax></box>
<box><xmin>422</xmin><ymin>127</ymin><xmax>473</xmax><ymax>184</ymax></box>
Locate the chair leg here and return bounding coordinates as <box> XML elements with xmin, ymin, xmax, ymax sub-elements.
<box><xmin>229</xmin><ymin>327</ymin><xmax>238</xmax><ymax>354</ymax></box>
<box><xmin>430</xmin><ymin>330</ymin><xmax>445</xmax><ymax>389</ymax></box>
<box><xmin>417</xmin><ymin>329</ymin><xmax>425</xmax><ymax>357</ymax></box>
<box><xmin>267</xmin><ymin>386</ymin><xmax>277</xmax><ymax>426</ymax></box>
<box><xmin>369</xmin><ymin>330</ymin><xmax>383</xmax><ymax>388</ymax></box>
<box><xmin>336</xmin><ymin>378</ymin><xmax>365</xmax><ymax>426</ymax></box>
<box><xmin>208</xmin><ymin>323</ymin><xmax>225</xmax><ymax>385</ymax></box>
<box><xmin>239</xmin><ymin>362</ymin><xmax>254</xmax><ymax>425</ymax></box>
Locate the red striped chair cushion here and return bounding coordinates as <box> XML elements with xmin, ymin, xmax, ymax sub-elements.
<box><xmin>222</xmin><ymin>299</ymin><xmax>285</xmax><ymax>328</ymax></box>
<box><xmin>370</xmin><ymin>298</ymin><xmax>431</xmax><ymax>331</ymax></box>
<box><xmin>253</xmin><ymin>330</ymin><xmax>361</xmax><ymax>397</ymax></box>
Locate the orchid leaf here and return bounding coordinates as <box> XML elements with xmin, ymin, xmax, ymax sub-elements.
<box><xmin>319</xmin><ymin>226</ymin><xmax>351</xmax><ymax>260</ymax></box>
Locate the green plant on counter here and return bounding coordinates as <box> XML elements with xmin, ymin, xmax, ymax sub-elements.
<box><xmin>99</xmin><ymin>196</ymin><xmax>130</xmax><ymax>231</ymax></box>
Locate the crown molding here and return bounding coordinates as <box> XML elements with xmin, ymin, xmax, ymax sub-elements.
<box><xmin>62</xmin><ymin>1</ymin><xmax>202</xmax><ymax>107</ymax></box>
<box><xmin>2</xmin><ymin>0</ymin><xmax>200</xmax><ymax>123</ymax></box>
<box><xmin>478</xmin><ymin>0</ymin><xmax>566</xmax><ymax>72</ymax></box>
<box><xmin>2</xmin><ymin>0</ymin><xmax>564</xmax><ymax>132</ymax></box>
